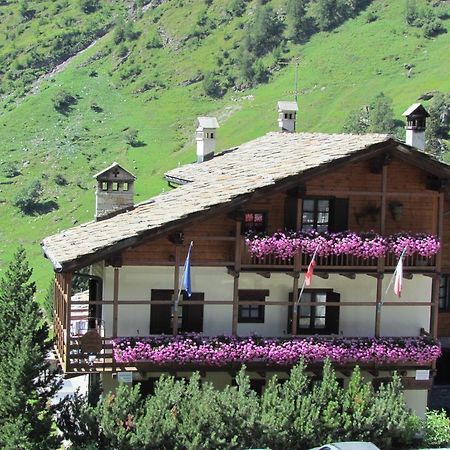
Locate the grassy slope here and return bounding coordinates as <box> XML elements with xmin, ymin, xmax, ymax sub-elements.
<box><xmin>0</xmin><ymin>0</ymin><xmax>448</xmax><ymax>297</ymax></box>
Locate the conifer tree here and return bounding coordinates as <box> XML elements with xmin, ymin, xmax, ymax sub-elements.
<box><xmin>0</xmin><ymin>247</ymin><xmax>61</xmax><ymax>450</ymax></box>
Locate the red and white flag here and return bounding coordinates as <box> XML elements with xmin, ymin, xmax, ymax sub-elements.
<box><xmin>305</xmin><ymin>257</ymin><xmax>316</xmax><ymax>287</ymax></box>
<box><xmin>393</xmin><ymin>256</ymin><xmax>403</xmax><ymax>297</ymax></box>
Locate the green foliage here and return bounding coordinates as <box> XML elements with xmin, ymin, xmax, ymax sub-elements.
<box><xmin>369</xmin><ymin>92</ymin><xmax>397</xmax><ymax>133</ymax></box>
<box><xmin>404</xmin><ymin>1</ymin><xmax>447</xmax><ymax>38</ymax></box>
<box><xmin>286</xmin><ymin>0</ymin><xmax>312</xmax><ymax>43</ymax></box>
<box><xmin>202</xmin><ymin>72</ymin><xmax>226</xmax><ymax>98</ymax></box>
<box><xmin>80</xmin><ymin>0</ymin><xmax>101</xmax><ymax>14</ymax></box>
<box><xmin>344</xmin><ymin>93</ymin><xmax>398</xmax><ymax>134</ymax></box>
<box><xmin>52</xmin><ymin>89</ymin><xmax>77</xmax><ymax>113</ymax></box>
<box><xmin>13</xmin><ymin>180</ymin><xmax>43</xmax><ymax>214</ymax></box>
<box><xmin>423</xmin><ymin>409</ymin><xmax>450</xmax><ymax>447</ymax></box>
<box><xmin>1</xmin><ymin>161</ymin><xmax>21</xmax><ymax>178</ymax></box>
<box><xmin>244</xmin><ymin>5</ymin><xmax>284</xmax><ymax>58</ymax></box>
<box><xmin>426</xmin><ymin>92</ymin><xmax>450</xmax><ymax>159</ymax></box>
<box><xmin>58</xmin><ymin>361</ymin><xmax>416</xmax><ymax>450</ymax></box>
<box><xmin>0</xmin><ymin>248</ymin><xmax>61</xmax><ymax>449</ymax></box>
<box><xmin>228</xmin><ymin>0</ymin><xmax>247</xmax><ymax>17</ymax></box>
<box><xmin>123</xmin><ymin>128</ymin><xmax>142</xmax><ymax>147</ymax></box>
<box><xmin>405</xmin><ymin>0</ymin><xmax>419</xmax><ymax>25</ymax></box>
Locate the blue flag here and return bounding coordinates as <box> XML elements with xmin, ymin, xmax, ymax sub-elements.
<box><xmin>182</xmin><ymin>242</ymin><xmax>193</xmax><ymax>297</ymax></box>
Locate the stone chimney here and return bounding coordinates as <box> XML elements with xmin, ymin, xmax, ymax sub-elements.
<box><xmin>277</xmin><ymin>101</ymin><xmax>298</xmax><ymax>133</ymax></box>
<box><xmin>196</xmin><ymin>116</ymin><xmax>219</xmax><ymax>163</ymax></box>
<box><xmin>94</xmin><ymin>162</ymin><xmax>136</xmax><ymax>220</ymax></box>
<box><xmin>402</xmin><ymin>103</ymin><xmax>430</xmax><ymax>151</ymax></box>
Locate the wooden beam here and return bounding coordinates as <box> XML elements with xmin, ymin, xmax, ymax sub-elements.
<box><xmin>172</xmin><ymin>245</ymin><xmax>181</xmax><ymax>336</ymax></box>
<box><xmin>64</xmin><ymin>272</ymin><xmax>73</xmax><ymax>373</ymax></box>
<box><xmin>256</xmin><ymin>271</ymin><xmax>271</xmax><ymax>279</ymax></box>
<box><xmin>315</xmin><ymin>272</ymin><xmax>329</xmax><ymax>279</ymax></box>
<box><xmin>112</xmin><ymin>268</ymin><xmax>120</xmax><ymax>337</ymax></box>
<box><xmin>338</xmin><ymin>272</ymin><xmax>355</xmax><ymax>280</ymax></box>
<box><xmin>232</xmin><ymin>220</ymin><xmax>242</xmax><ymax>336</ymax></box>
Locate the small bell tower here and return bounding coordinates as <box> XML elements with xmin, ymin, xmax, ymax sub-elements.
<box><xmin>94</xmin><ymin>162</ymin><xmax>136</xmax><ymax>220</ymax></box>
<box><xmin>402</xmin><ymin>103</ymin><xmax>430</xmax><ymax>151</ymax></box>
<box><xmin>277</xmin><ymin>101</ymin><xmax>298</xmax><ymax>133</ymax></box>
<box><xmin>196</xmin><ymin>117</ymin><xmax>219</xmax><ymax>163</ymax></box>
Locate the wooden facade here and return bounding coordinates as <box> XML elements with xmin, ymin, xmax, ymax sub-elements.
<box><xmin>51</xmin><ymin>148</ymin><xmax>449</xmax><ymax>376</ymax></box>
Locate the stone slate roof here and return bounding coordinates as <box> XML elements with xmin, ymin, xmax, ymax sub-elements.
<box><xmin>42</xmin><ymin>132</ymin><xmax>398</xmax><ymax>271</ymax></box>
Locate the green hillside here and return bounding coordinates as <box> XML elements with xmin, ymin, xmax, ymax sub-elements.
<box><xmin>0</xmin><ymin>0</ymin><xmax>448</xmax><ymax>296</ymax></box>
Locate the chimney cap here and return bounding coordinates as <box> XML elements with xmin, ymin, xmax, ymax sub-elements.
<box><xmin>402</xmin><ymin>103</ymin><xmax>430</xmax><ymax>118</ymax></box>
<box><xmin>93</xmin><ymin>162</ymin><xmax>136</xmax><ymax>181</ymax></box>
<box><xmin>197</xmin><ymin>116</ymin><xmax>220</xmax><ymax>130</ymax></box>
<box><xmin>277</xmin><ymin>101</ymin><xmax>298</xmax><ymax>112</ymax></box>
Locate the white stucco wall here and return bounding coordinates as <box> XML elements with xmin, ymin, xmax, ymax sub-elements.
<box><xmin>101</xmin><ymin>266</ymin><xmax>431</xmax><ymax>338</ymax></box>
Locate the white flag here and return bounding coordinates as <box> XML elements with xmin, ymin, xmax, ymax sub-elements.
<box><xmin>394</xmin><ymin>257</ymin><xmax>403</xmax><ymax>298</ymax></box>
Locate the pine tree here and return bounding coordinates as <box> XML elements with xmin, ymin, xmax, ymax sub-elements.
<box><xmin>0</xmin><ymin>247</ymin><xmax>61</xmax><ymax>450</ymax></box>
<box><xmin>286</xmin><ymin>0</ymin><xmax>311</xmax><ymax>43</ymax></box>
<box><xmin>368</xmin><ymin>92</ymin><xmax>397</xmax><ymax>134</ymax></box>
<box><xmin>426</xmin><ymin>92</ymin><xmax>449</xmax><ymax>159</ymax></box>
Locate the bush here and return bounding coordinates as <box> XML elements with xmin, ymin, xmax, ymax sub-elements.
<box><xmin>79</xmin><ymin>0</ymin><xmax>100</xmax><ymax>14</ymax></box>
<box><xmin>1</xmin><ymin>162</ymin><xmax>21</xmax><ymax>178</ymax></box>
<box><xmin>202</xmin><ymin>72</ymin><xmax>226</xmax><ymax>98</ymax></box>
<box><xmin>13</xmin><ymin>180</ymin><xmax>43</xmax><ymax>214</ymax></box>
<box><xmin>423</xmin><ymin>409</ymin><xmax>450</xmax><ymax>447</ymax></box>
<box><xmin>123</xmin><ymin>128</ymin><xmax>141</xmax><ymax>147</ymax></box>
<box><xmin>58</xmin><ymin>361</ymin><xmax>415</xmax><ymax>450</ymax></box>
<box><xmin>52</xmin><ymin>89</ymin><xmax>77</xmax><ymax>113</ymax></box>
<box><xmin>54</xmin><ymin>174</ymin><xmax>68</xmax><ymax>186</ymax></box>
<box><xmin>423</xmin><ymin>17</ymin><xmax>446</xmax><ymax>38</ymax></box>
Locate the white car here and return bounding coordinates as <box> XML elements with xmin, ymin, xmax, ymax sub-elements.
<box><xmin>310</xmin><ymin>443</ymin><xmax>381</xmax><ymax>450</ymax></box>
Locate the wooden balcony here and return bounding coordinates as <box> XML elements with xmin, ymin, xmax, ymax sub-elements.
<box><xmin>240</xmin><ymin>242</ymin><xmax>437</xmax><ymax>273</ymax></box>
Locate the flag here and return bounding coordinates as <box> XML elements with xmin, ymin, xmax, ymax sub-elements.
<box><xmin>305</xmin><ymin>256</ymin><xmax>316</xmax><ymax>287</ymax></box>
<box><xmin>182</xmin><ymin>242</ymin><xmax>193</xmax><ymax>297</ymax></box>
<box><xmin>393</xmin><ymin>255</ymin><xmax>403</xmax><ymax>298</ymax></box>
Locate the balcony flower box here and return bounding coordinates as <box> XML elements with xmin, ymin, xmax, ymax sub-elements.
<box><xmin>245</xmin><ymin>230</ymin><xmax>440</xmax><ymax>261</ymax></box>
<box><xmin>112</xmin><ymin>334</ymin><xmax>441</xmax><ymax>367</ymax></box>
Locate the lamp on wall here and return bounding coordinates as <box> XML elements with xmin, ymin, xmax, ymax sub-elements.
<box><xmin>389</xmin><ymin>201</ymin><xmax>404</xmax><ymax>222</ymax></box>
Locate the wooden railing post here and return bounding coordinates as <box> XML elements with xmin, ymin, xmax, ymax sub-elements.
<box><xmin>232</xmin><ymin>219</ymin><xmax>242</xmax><ymax>336</ymax></box>
<box><xmin>172</xmin><ymin>244</ymin><xmax>181</xmax><ymax>336</ymax></box>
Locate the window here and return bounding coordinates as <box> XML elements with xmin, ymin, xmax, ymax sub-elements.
<box><xmin>112</xmin><ymin>182</ymin><xmax>119</xmax><ymax>191</ymax></box>
<box><xmin>101</xmin><ymin>181</ymin><xmax>108</xmax><ymax>191</ymax></box>
<box><xmin>243</xmin><ymin>212</ymin><xmax>267</xmax><ymax>234</ymax></box>
<box><xmin>288</xmin><ymin>290</ymin><xmax>340</xmax><ymax>334</ymax></box>
<box><xmin>238</xmin><ymin>289</ymin><xmax>269</xmax><ymax>323</ymax></box>
<box><xmin>302</xmin><ymin>199</ymin><xmax>330</xmax><ymax>232</ymax></box>
<box><xmin>123</xmin><ymin>182</ymin><xmax>129</xmax><ymax>191</ymax></box>
<box><xmin>150</xmin><ymin>289</ymin><xmax>204</xmax><ymax>334</ymax></box>
<box><xmin>440</xmin><ymin>275</ymin><xmax>450</xmax><ymax>311</ymax></box>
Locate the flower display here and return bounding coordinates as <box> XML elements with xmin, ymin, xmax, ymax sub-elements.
<box><xmin>245</xmin><ymin>230</ymin><xmax>440</xmax><ymax>260</ymax></box>
<box><xmin>112</xmin><ymin>334</ymin><xmax>441</xmax><ymax>366</ymax></box>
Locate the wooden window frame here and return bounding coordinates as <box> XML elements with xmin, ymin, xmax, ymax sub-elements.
<box><xmin>238</xmin><ymin>289</ymin><xmax>269</xmax><ymax>324</ymax></box>
<box><xmin>439</xmin><ymin>275</ymin><xmax>450</xmax><ymax>312</ymax></box>
<box><xmin>301</xmin><ymin>198</ymin><xmax>331</xmax><ymax>232</ymax></box>
<box><xmin>242</xmin><ymin>211</ymin><xmax>268</xmax><ymax>235</ymax></box>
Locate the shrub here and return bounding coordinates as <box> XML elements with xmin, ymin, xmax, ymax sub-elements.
<box><xmin>13</xmin><ymin>180</ymin><xmax>43</xmax><ymax>214</ymax></box>
<box><xmin>423</xmin><ymin>409</ymin><xmax>450</xmax><ymax>447</ymax></box>
<box><xmin>123</xmin><ymin>128</ymin><xmax>141</xmax><ymax>147</ymax></box>
<box><xmin>54</xmin><ymin>174</ymin><xmax>68</xmax><ymax>186</ymax></box>
<box><xmin>79</xmin><ymin>0</ymin><xmax>100</xmax><ymax>14</ymax></box>
<box><xmin>52</xmin><ymin>89</ymin><xmax>77</xmax><ymax>113</ymax></box>
<box><xmin>423</xmin><ymin>17</ymin><xmax>446</xmax><ymax>38</ymax></box>
<box><xmin>146</xmin><ymin>32</ymin><xmax>163</xmax><ymax>49</ymax></box>
<box><xmin>202</xmin><ymin>72</ymin><xmax>226</xmax><ymax>98</ymax></box>
<box><xmin>1</xmin><ymin>162</ymin><xmax>21</xmax><ymax>178</ymax></box>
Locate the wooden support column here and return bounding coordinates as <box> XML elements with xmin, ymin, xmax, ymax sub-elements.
<box><xmin>112</xmin><ymin>267</ymin><xmax>120</xmax><ymax>337</ymax></box>
<box><xmin>172</xmin><ymin>244</ymin><xmax>181</xmax><ymax>336</ymax></box>
<box><xmin>63</xmin><ymin>272</ymin><xmax>73</xmax><ymax>372</ymax></box>
<box><xmin>431</xmin><ymin>192</ymin><xmax>444</xmax><ymax>338</ymax></box>
<box><xmin>291</xmin><ymin>196</ymin><xmax>303</xmax><ymax>335</ymax></box>
<box><xmin>232</xmin><ymin>219</ymin><xmax>242</xmax><ymax>336</ymax></box>
<box><xmin>375</xmin><ymin>163</ymin><xmax>387</xmax><ymax>337</ymax></box>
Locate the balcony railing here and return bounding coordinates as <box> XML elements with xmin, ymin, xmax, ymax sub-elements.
<box><xmin>241</xmin><ymin>245</ymin><xmax>437</xmax><ymax>271</ymax></box>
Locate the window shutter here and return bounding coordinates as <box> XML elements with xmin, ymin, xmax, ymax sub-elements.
<box><xmin>88</xmin><ymin>278</ymin><xmax>102</xmax><ymax>329</ymax></box>
<box><xmin>181</xmin><ymin>292</ymin><xmax>204</xmax><ymax>332</ymax></box>
<box><xmin>150</xmin><ymin>289</ymin><xmax>173</xmax><ymax>334</ymax></box>
<box><xmin>325</xmin><ymin>292</ymin><xmax>340</xmax><ymax>334</ymax></box>
<box><xmin>329</xmin><ymin>198</ymin><xmax>349</xmax><ymax>232</ymax></box>
<box><xmin>284</xmin><ymin>196</ymin><xmax>298</xmax><ymax>231</ymax></box>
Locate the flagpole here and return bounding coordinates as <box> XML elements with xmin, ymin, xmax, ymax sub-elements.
<box><xmin>379</xmin><ymin>246</ymin><xmax>407</xmax><ymax>311</ymax></box>
<box><xmin>173</xmin><ymin>241</ymin><xmax>193</xmax><ymax>327</ymax></box>
<box><xmin>296</xmin><ymin>245</ymin><xmax>320</xmax><ymax>306</ymax></box>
